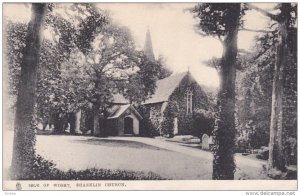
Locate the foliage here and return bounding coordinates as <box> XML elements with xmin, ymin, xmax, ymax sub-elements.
<box><xmin>148</xmin><ymin>106</ymin><xmax>163</xmax><ymax>136</ymax></box>
<box><xmin>236</xmin><ymin>25</ymin><xmax>297</xmax><ymax>165</ymax></box>
<box><xmin>192</xmin><ymin>3</ymin><xmax>246</xmax><ymax>38</ymax></box>
<box><xmin>120</xmin><ymin>52</ymin><xmax>162</xmax><ymax>104</ymax></box>
<box><xmin>258</xmin><ymin>3</ymin><xmax>297</xmax><ymax>172</ymax></box>
<box><xmin>177</xmin><ymin>115</ymin><xmax>193</xmax><ymax>135</ymax></box>
<box><xmin>203</xmin><ymin>57</ymin><xmax>221</xmax><ymax>72</ymax></box>
<box><xmin>282</xmin><ymin>26</ymin><xmax>297</xmax><ymax>166</ymax></box>
<box><xmin>192</xmin><ymin>109</ymin><xmax>215</xmax><ymax>138</ymax></box>
<box><xmin>193</xmin><ymin>3</ymin><xmax>241</xmax><ymax>180</ymax></box>
<box><xmin>256</xmin><ymin>147</ymin><xmax>269</xmax><ymax>160</ymax></box>
<box><xmin>156</xmin><ymin>55</ymin><xmax>173</xmax><ymax>79</ymax></box>
<box><xmin>5</xmin><ymin>3</ymin><xmax>165</xmax><ymax>179</ymax></box>
<box><xmin>266</xmin><ymin>167</ymin><xmax>297</xmax><ymax>180</ymax></box>
<box><xmin>137</xmin><ymin>105</ymin><xmax>159</xmax><ymax>137</ymax></box>
<box><xmin>10</xmin><ymin>3</ymin><xmax>47</xmax><ymax>180</ymax></box>
<box><xmin>161</xmin><ymin>101</ymin><xmax>179</xmax><ymax>137</ymax></box>
<box><xmin>235</xmin><ymin>48</ymin><xmax>274</xmax><ymax>151</ymax></box>
<box><xmin>11</xmin><ymin>155</ymin><xmax>165</xmax><ymax>180</ymax></box>
<box><xmin>6</xmin><ymin>3</ymin><xmax>161</xmax><ymax>135</ymax></box>
<box><xmin>4</xmin><ymin>21</ymin><xmax>27</xmax><ymax>106</ymax></box>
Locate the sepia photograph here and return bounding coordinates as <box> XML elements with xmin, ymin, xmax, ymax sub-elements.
<box><xmin>2</xmin><ymin>1</ymin><xmax>298</xmax><ymax>191</ymax></box>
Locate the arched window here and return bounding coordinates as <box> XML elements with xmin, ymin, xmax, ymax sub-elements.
<box><xmin>186</xmin><ymin>88</ymin><xmax>193</xmax><ymax>114</ymax></box>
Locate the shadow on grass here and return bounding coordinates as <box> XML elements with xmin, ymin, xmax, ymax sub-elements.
<box><xmin>73</xmin><ymin>138</ymin><xmax>170</xmax><ymax>151</ymax></box>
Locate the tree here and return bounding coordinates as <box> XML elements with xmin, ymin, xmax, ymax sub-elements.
<box><xmin>59</xmin><ymin>18</ymin><xmax>159</xmax><ymax>136</ymax></box>
<box><xmin>267</xmin><ymin>4</ymin><xmax>288</xmax><ymax>172</ymax></box>
<box><xmin>192</xmin><ymin>109</ymin><xmax>215</xmax><ymax>138</ymax></box>
<box><xmin>120</xmin><ymin>52</ymin><xmax>162</xmax><ymax>104</ymax></box>
<box><xmin>156</xmin><ymin>55</ymin><xmax>172</xmax><ymax>79</ymax></box>
<box><xmin>192</xmin><ymin>3</ymin><xmax>242</xmax><ymax>179</ymax></box>
<box><xmin>11</xmin><ymin>3</ymin><xmax>47</xmax><ymax>179</ymax></box>
<box><xmin>37</xmin><ymin>3</ymin><xmax>108</xmax><ymax>134</ymax></box>
<box><xmin>265</xmin><ymin>3</ymin><xmax>297</xmax><ymax>173</ymax></box>
<box><xmin>235</xmin><ymin>40</ymin><xmax>275</xmax><ymax>152</ymax></box>
<box><xmin>4</xmin><ymin>22</ymin><xmax>27</xmax><ymax>105</ymax></box>
<box><xmin>71</xmin><ymin>23</ymin><xmax>139</xmax><ymax>136</ymax></box>
<box><xmin>5</xmin><ymin>15</ymin><xmax>80</xmax><ymax>134</ymax></box>
<box><xmin>6</xmin><ymin>3</ymin><xmax>160</xmax><ymax>137</ymax></box>
<box><xmin>245</xmin><ymin>3</ymin><xmax>297</xmax><ymax>174</ymax></box>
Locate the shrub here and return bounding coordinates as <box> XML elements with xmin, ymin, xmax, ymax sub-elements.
<box><xmin>137</xmin><ymin>105</ymin><xmax>161</xmax><ymax>137</ymax></box>
<box><xmin>284</xmin><ymin>137</ymin><xmax>297</xmax><ymax>165</ymax></box>
<box><xmin>267</xmin><ymin>168</ymin><xmax>297</xmax><ymax>180</ymax></box>
<box><xmin>256</xmin><ymin>147</ymin><xmax>269</xmax><ymax>160</ymax></box>
<box><xmin>161</xmin><ymin>101</ymin><xmax>178</xmax><ymax>137</ymax></box>
<box><xmin>12</xmin><ymin>155</ymin><xmax>166</xmax><ymax>180</ymax></box>
<box><xmin>236</xmin><ymin>138</ymin><xmax>250</xmax><ymax>153</ymax></box>
<box><xmin>178</xmin><ymin>115</ymin><xmax>193</xmax><ymax>135</ymax></box>
<box><xmin>192</xmin><ymin>109</ymin><xmax>214</xmax><ymax>138</ymax></box>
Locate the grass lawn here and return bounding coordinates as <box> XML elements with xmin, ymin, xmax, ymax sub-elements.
<box><xmin>4</xmin><ymin>132</ymin><xmax>273</xmax><ymax>180</ymax></box>
<box><xmin>34</xmin><ymin>135</ymin><xmax>213</xmax><ymax>180</ymax></box>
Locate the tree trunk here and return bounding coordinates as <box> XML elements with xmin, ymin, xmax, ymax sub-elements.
<box><xmin>75</xmin><ymin>110</ymin><xmax>82</xmax><ymax>133</ymax></box>
<box><xmin>69</xmin><ymin>113</ymin><xmax>76</xmax><ymax>135</ymax></box>
<box><xmin>53</xmin><ymin>113</ymin><xmax>65</xmax><ymax>134</ymax></box>
<box><xmin>212</xmin><ymin>4</ymin><xmax>240</xmax><ymax>180</ymax></box>
<box><xmin>268</xmin><ymin>4</ymin><xmax>290</xmax><ymax>173</ymax></box>
<box><xmin>42</xmin><ymin>120</ymin><xmax>47</xmax><ymax>131</ymax></box>
<box><xmin>11</xmin><ymin>3</ymin><xmax>47</xmax><ymax>180</ymax></box>
<box><xmin>93</xmin><ymin>106</ymin><xmax>101</xmax><ymax>136</ymax></box>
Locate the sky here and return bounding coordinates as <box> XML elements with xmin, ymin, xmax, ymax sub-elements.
<box><xmin>3</xmin><ymin>3</ymin><xmax>274</xmax><ymax>88</ymax></box>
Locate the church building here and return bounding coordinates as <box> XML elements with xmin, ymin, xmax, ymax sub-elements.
<box><xmin>104</xmin><ymin>29</ymin><xmax>208</xmax><ymax>136</ymax></box>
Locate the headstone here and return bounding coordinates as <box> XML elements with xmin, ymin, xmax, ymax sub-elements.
<box><xmin>85</xmin><ymin>130</ymin><xmax>92</xmax><ymax>135</ymax></box>
<box><xmin>202</xmin><ymin>134</ymin><xmax>210</xmax><ymax>150</ymax></box>
<box><xmin>37</xmin><ymin>123</ymin><xmax>43</xmax><ymax>130</ymax></box>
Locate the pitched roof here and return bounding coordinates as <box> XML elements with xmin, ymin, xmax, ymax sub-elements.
<box><xmin>143</xmin><ymin>72</ymin><xmax>188</xmax><ymax>104</ymax></box>
<box><xmin>107</xmin><ymin>104</ymin><xmax>142</xmax><ymax>119</ymax></box>
<box><xmin>110</xmin><ymin>72</ymin><xmax>189</xmax><ymax>105</ymax></box>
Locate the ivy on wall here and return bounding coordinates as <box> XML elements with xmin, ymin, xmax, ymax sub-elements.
<box><xmin>161</xmin><ymin>101</ymin><xmax>179</xmax><ymax>137</ymax></box>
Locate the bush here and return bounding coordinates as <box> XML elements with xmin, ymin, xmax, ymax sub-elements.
<box><xmin>192</xmin><ymin>109</ymin><xmax>214</xmax><ymax>138</ymax></box>
<box><xmin>284</xmin><ymin>137</ymin><xmax>297</xmax><ymax>165</ymax></box>
<box><xmin>139</xmin><ymin>118</ymin><xmax>161</xmax><ymax>137</ymax></box>
<box><xmin>236</xmin><ymin>138</ymin><xmax>250</xmax><ymax>153</ymax></box>
<box><xmin>267</xmin><ymin>168</ymin><xmax>297</xmax><ymax>180</ymax></box>
<box><xmin>138</xmin><ymin>105</ymin><xmax>161</xmax><ymax>137</ymax></box>
<box><xmin>161</xmin><ymin>101</ymin><xmax>178</xmax><ymax>137</ymax></box>
<box><xmin>178</xmin><ymin>115</ymin><xmax>193</xmax><ymax>135</ymax></box>
<box><xmin>256</xmin><ymin>147</ymin><xmax>269</xmax><ymax>160</ymax></box>
<box><xmin>12</xmin><ymin>155</ymin><xmax>166</xmax><ymax>180</ymax></box>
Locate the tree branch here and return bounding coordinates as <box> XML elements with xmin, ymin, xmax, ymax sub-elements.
<box><xmin>238</xmin><ymin>49</ymin><xmax>251</xmax><ymax>55</ymax></box>
<box><xmin>239</xmin><ymin>27</ymin><xmax>274</xmax><ymax>33</ymax></box>
<box><xmin>91</xmin><ymin>64</ymin><xmax>102</xmax><ymax>76</ymax></box>
<box><xmin>245</xmin><ymin>3</ymin><xmax>278</xmax><ymax>21</ymax></box>
<box><xmin>193</xmin><ymin>27</ymin><xmax>224</xmax><ymax>44</ymax></box>
<box><xmin>217</xmin><ymin>35</ymin><xmax>224</xmax><ymax>44</ymax></box>
<box><xmin>85</xmin><ymin>69</ymin><xmax>94</xmax><ymax>78</ymax></box>
<box><xmin>252</xmin><ymin>47</ymin><xmax>271</xmax><ymax>61</ymax></box>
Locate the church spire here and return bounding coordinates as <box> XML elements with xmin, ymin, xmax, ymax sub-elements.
<box><xmin>144</xmin><ymin>28</ymin><xmax>155</xmax><ymax>61</ymax></box>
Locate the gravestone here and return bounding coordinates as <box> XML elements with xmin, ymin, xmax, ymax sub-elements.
<box><xmin>201</xmin><ymin>134</ymin><xmax>210</xmax><ymax>150</ymax></box>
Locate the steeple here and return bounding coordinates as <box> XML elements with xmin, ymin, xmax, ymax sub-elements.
<box><xmin>143</xmin><ymin>28</ymin><xmax>155</xmax><ymax>61</ymax></box>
